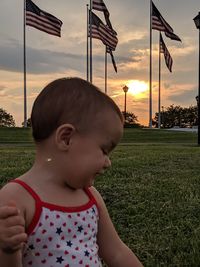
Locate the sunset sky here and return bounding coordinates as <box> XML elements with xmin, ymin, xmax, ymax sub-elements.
<box><xmin>0</xmin><ymin>0</ymin><xmax>200</xmax><ymax>126</ymax></box>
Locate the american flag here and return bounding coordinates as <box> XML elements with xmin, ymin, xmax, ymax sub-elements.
<box><xmin>26</xmin><ymin>0</ymin><xmax>62</xmax><ymax>37</ymax></box>
<box><xmin>152</xmin><ymin>1</ymin><xmax>181</xmax><ymax>42</ymax></box>
<box><xmin>92</xmin><ymin>0</ymin><xmax>108</xmax><ymax>12</ymax></box>
<box><xmin>106</xmin><ymin>46</ymin><xmax>117</xmax><ymax>73</ymax></box>
<box><xmin>160</xmin><ymin>33</ymin><xmax>173</xmax><ymax>72</ymax></box>
<box><xmin>92</xmin><ymin>0</ymin><xmax>115</xmax><ymax>33</ymax></box>
<box><xmin>89</xmin><ymin>12</ymin><xmax>118</xmax><ymax>51</ymax></box>
<box><xmin>165</xmin><ymin>31</ymin><xmax>181</xmax><ymax>42</ymax></box>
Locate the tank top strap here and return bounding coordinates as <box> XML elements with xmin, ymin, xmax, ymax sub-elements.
<box><xmin>84</xmin><ymin>187</ymin><xmax>99</xmax><ymax>208</ymax></box>
<box><xmin>10</xmin><ymin>179</ymin><xmax>42</xmax><ymax>203</ymax></box>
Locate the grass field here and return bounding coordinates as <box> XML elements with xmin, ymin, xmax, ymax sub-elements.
<box><xmin>0</xmin><ymin>127</ymin><xmax>200</xmax><ymax>266</ymax></box>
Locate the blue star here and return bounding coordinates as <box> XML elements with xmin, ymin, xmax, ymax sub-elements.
<box><xmin>66</xmin><ymin>240</ymin><xmax>73</xmax><ymax>247</ymax></box>
<box><xmin>29</xmin><ymin>244</ymin><xmax>35</xmax><ymax>250</ymax></box>
<box><xmin>56</xmin><ymin>256</ymin><xmax>64</xmax><ymax>264</ymax></box>
<box><xmin>92</xmin><ymin>207</ymin><xmax>96</xmax><ymax>214</ymax></box>
<box><xmin>84</xmin><ymin>250</ymin><xmax>90</xmax><ymax>257</ymax></box>
<box><xmin>56</xmin><ymin>227</ymin><xmax>63</xmax><ymax>235</ymax></box>
<box><xmin>77</xmin><ymin>225</ymin><xmax>83</xmax><ymax>232</ymax></box>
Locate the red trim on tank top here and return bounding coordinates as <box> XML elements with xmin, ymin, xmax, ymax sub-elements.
<box><xmin>10</xmin><ymin>180</ymin><xmax>99</xmax><ymax>235</ymax></box>
<box><xmin>41</xmin><ymin>187</ymin><xmax>98</xmax><ymax>212</ymax></box>
<box><xmin>9</xmin><ymin>179</ymin><xmax>43</xmax><ymax>236</ymax></box>
<box><xmin>85</xmin><ymin>187</ymin><xmax>99</xmax><ymax>210</ymax></box>
<box><xmin>27</xmin><ymin>199</ymin><xmax>42</xmax><ymax>235</ymax></box>
<box><xmin>10</xmin><ymin>179</ymin><xmax>42</xmax><ymax>202</ymax></box>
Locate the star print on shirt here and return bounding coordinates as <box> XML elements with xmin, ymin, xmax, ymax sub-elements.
<box><xmin>56</xmin><ymin>256</ymin><xmax>64</xmax><ymax>264</ymax></box>
<box><xmin>66</xmin><ymin>240</ymin><xmax>73</xmax><ymax>247</ymax></box>
<box><xmin>14</xmin><ymin>179</ymin><xmax>102</xmax><ymax>267</ymax></box>
<box><xmin>77</xmin><ymin>225</ymin><xmax>83</xmax><ymax>232</ymax></box>
<box><xmin>56</xmin><ymin>227</ymin><xmax>63</xmax><ymax>235</ymax></box>
<box><xmin>84</xmin><ymin>250</ymin><xmax>90</xmax><ymax>257</ymax></box>
<box><xmin>29</xmin><ymin>244</ymin><xmax>35</xmax><ymax>250</ymax></box>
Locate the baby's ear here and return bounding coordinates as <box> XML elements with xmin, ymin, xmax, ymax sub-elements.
<box><xmin>55</xmin><ymin>124</ymin><xmax>75</xmax><ymax>151</ymax></box>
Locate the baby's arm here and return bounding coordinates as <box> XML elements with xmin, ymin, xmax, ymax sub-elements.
<box><xmin>0</xmin><ymin>249</ymin><xmax>23</xmax><ymax>267</ymax></box>
<box><xmin>91</xmin><ymin>187</ymin><xmax>143</xmax><ymax>267</ymax></box>
<box><xmin>0</xmin><ymin>185</ymin><xmax>27</xmax><ymax>267</ymax></box>
<box><xmin>0</xmin><ymin>203</ymin><xmax>27</xmax><ymax>252</ymax></box>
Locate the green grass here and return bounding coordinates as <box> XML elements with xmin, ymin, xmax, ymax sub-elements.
<box><xmin>0</xmin><ymin>127</ymin><xmax>197</xmax><ymax>144</ymax></box>
<box><xmin>0</xmin><ymin>127</ymin><xmax>200</xmax><ymax>266</ymax></box>
<box><xmin>97</xmin><ymin>144</ymin><xmax>200</xmax><ymax>266</ymax></box>
<box><xmin>121</xmin><ymin>128</ymin><xmax>197</xmax><ymax>144</ymax></box>
<box><xmin>0</xmin><ymin>127</ymin><xmax>33</xmax><ymax>143</ymax></box>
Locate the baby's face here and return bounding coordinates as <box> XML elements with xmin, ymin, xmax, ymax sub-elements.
<box><xmin>62</xmin><ymin>112</ymin><xmax>123</xmax><ymax>189</ymax></box>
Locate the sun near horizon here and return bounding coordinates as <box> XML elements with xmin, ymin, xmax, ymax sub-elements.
<box><xmin>126</xmin><ymin>80</ymin><xmax>148</xmax><ymax>99</ymax></box>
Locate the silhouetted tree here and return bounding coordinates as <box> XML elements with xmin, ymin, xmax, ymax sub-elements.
<box><xmin>153</xmin><ymin>104</ymin><xmax>198</xmax><ymax>128</ymax></box>
<box><xmin>22</xmin><ymin>118</ymin><xmax>31</xmax><ymax>127</ymax></box>
<box><xmin>0</xmin><ymin>108</ymin><xmax>15</xmax><ymax>127</ymax></box>
<box><xmin>122</xmin><ymin>111</ymin><xmax>142</xmax><ymax>128</ymax></box>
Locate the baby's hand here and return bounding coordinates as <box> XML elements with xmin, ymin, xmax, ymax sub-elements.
<box><xmin>0</xmin><ymin>201</ymin><xmax>27</xmax><ymax>253</ymax></box>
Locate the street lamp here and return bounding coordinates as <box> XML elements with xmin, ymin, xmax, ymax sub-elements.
<box><xmin>161</xmin><ymin>105</ymin><xmax>164</xmax><ymax>128</ymax></box>
<box><xmin>193</xmin><ymin>12</ymin><xmax>200</xmax><ymax>145</ymax></box>
<box><xmin>123</xmin><ymin>85</ymin><xmax>129</xmax><ymax>120</ymax></box>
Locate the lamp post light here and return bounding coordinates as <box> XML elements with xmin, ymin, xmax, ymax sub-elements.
<box><xmin>193</xmin><ymin>12</ymin><xmax>200</xmax><ymax>145</ymax></box>
<box><xmin>123</xmin><ymin>85</ymin><xmax>129</xmax><ymax>120</ymax></box>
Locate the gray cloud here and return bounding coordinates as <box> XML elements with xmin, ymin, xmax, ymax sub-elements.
<box><xmin>167</xmin><ymin>89</ymin><xmax>197</xmax><ymax>106</ymax></box>
<box><xmin>0</xmin><ymin>39</ymin><xmax>85</xmax><ymax>74</ymax></box>
<box><xmin>0</xmin><ymin>38</ymin><xmax>139</xmax><ymax>75</ymax></box>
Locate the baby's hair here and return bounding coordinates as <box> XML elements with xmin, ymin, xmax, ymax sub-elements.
<box><xmin>31</xmin><ymin>77</ymin><xmax>123</xmax><ymax>142</ymax></box>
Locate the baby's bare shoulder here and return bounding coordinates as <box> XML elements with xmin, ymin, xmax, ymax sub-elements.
<box><xmin>0</xmin><ymin>180</ymin><xmax>31</xmax><ymax>213</ymax></box>
<box><xmin>1</xmin><ymin>180</ymin><xmax>24</xmax><ymax>197</ymax></box>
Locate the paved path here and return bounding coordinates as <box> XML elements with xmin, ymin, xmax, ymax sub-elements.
<box><xmin>166</xmin><ymin>127</ymin><xmax>198</xmax><ymax>133</ymax></box>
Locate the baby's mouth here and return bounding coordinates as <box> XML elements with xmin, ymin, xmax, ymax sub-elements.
<box><xmin>95</xmin><ymin>171</ymin><xmax>105</xmax><ymax>176</ymax></box>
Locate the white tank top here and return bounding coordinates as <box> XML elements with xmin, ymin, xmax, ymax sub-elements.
<box><xmin>11</xmin><ymin>179</ymin><xmax>102</xmax><ymax>267</ymax></box>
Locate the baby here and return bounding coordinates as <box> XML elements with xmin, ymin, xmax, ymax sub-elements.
<box><xmin>0</xmin><ymin>77</ymin><xmax>143</xmax><ymax>267</ymax></box>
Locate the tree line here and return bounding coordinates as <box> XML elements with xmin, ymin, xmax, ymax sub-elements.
<box><xmin>0</xmin><ymin>108</ymin><xmax>15</xmax><ymax>127</ymax></box>
<box><xmin>0</xmin><ymin>105</ymin><xmax>198</xmax><ymax>128</ymax></box>
<box><xmin>152</xmin><ymin>104</ymin><xmax>197</xmax><ymax>128</ymax></box>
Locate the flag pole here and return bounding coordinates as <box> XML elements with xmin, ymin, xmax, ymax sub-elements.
<box><xmin>23</xmin><ymin>0</ymin><xmax>27</xmax><ymax>127</ymax></box>
<box><xmin>158</xmin><ymin>33</ymin><xmax>161</xmax><ymax>129</ymax></box>
<box><xmin>149</xmin><ymin>0</ymin><xmax>153</xmax><ymax>128</ymax></box>
<box><xmin>105</xmin><ymin>47</ymin><xmax>107</xmax><ymax>94</ymax></box>
<box><xmin>89</xmin><ymin>0</ymin><xmax>92</xmax><ymax>83</ymax></box>
<box><xmin>86</xmin><ymin>4</ymin><xmax>89</xmax><ymax>81</ymax></box>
